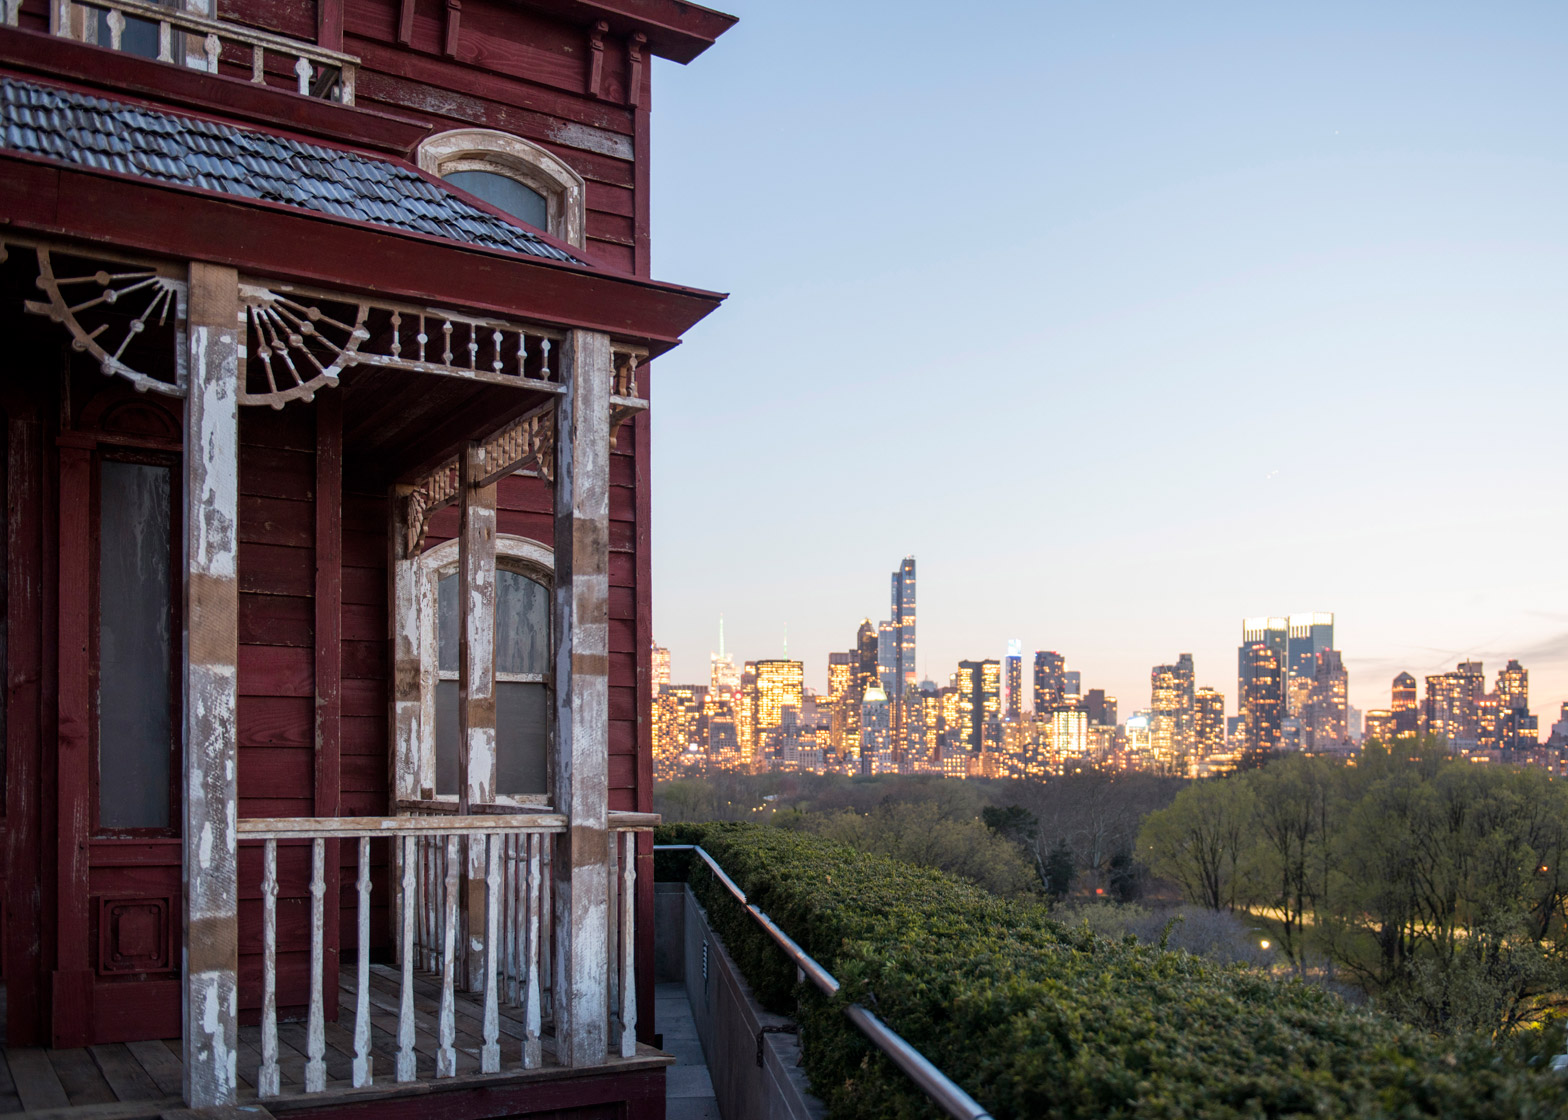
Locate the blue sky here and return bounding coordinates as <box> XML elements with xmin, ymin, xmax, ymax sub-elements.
<box><xmin>645</xmin><ymin>1</ymin><xmax>1568</xmax><ymax>725</ymax></box>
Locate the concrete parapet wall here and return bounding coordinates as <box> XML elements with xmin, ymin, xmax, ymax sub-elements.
<box><xmin>655</xmin><ymin>880</ymin><xmax>825</xmax><ymax>1120</ymax></box>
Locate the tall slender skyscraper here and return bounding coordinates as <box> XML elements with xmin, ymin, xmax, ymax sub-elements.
<box><xmin>889</xmin><ymin>556</ymin><xmax>916</xmax><ymax>699</ymax></box>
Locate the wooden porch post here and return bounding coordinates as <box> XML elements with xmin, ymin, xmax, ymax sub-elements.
<box><xmin>182</xmin><ymin>261</ymin><xmax>241</xmax><ymax>1108</ymax></box>
<box><xmin>458</xmin><ymin>441</ymin><xmax>498</xmax><ymax>985</ymax></box>
<box><xmin>551</xmin><ymin>329</ymin><xmax>612</xmax><ymax>1068</ymax></box>
<box><xmin>389</xmin><ymin>484</ymin><xmax>423</xmax><ymax>807</ymax></box>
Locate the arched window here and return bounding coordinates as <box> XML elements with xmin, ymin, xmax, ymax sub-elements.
<box><xmin>420</xmin><ymin>535</ymin><xmax>553</xmax><ymax>804</ymax></box>
<box><xmin>418</xmin><ymin>129</ymin><xmax>586</xmax><ymax>249</ymax></box>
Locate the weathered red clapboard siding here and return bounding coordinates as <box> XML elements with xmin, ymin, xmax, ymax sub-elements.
<box><xmin>340</xmin><ymin>490</ymin><xmax>389</xmax><ymax>819</ymax></box>
<box><xmin>236</xmin><ymin>408</ymin><xmax>319</xmax><ymax>1015</ymax></box>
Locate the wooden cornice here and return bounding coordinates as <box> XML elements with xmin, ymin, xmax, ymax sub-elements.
<box><xmin>514</xmin><ymin>0</ymin><xmax>736</xmax><ymax>65</ymax></box>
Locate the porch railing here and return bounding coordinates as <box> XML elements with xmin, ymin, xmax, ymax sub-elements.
<box><xmin>44</xmin><ymin>0</ymin><xmax>359</xmax><ymax>105</ymax></box>
<box><xmin>237</xmin><ymin>813</ymin><xmax>652</xmax><ymax>1097</ymax></box>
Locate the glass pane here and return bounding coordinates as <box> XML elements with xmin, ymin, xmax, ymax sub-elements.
<box><xmin>444</xmin><ymin>170</ymin><xmax>549</xmax><ymax>232</ymax></box>
<box><xmin>498</xmin><ymin>682</ymin><xmax>548</xmax><ymax>794</ymax></box>
<box><xmin>98</xmin><ymin>460</ymin><xmax>172</xmax><ymax>829</ymax></box>
<box><xmin>437</xmin><ymin>572</ymin><xmax>457</xmax><ymax>673</ymax></box>
<box><xmin>435</xmin><ymin>679</ymin><xmax>458</xmax><ymax>796</ymax></box>
<box><xmin>496</xmin><ymin>569</ymin><xmax>549</xmax><ymax>675</ymax></box>
<box><xmin>120</xmin><ymin>14</ymin><xmax>161</xmax><ymax>59</ymax></box>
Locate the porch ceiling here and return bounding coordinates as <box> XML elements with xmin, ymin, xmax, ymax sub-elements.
<box><xmin>340</xmin><ymin>366</ymin><xmax>552</xmax><ymax>488</ymax></box>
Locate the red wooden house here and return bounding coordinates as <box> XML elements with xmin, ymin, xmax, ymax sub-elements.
<box><xmin>0</xmin><ymin>0</ymin><xmax>731</xmax><ymax>1112</ymax></box>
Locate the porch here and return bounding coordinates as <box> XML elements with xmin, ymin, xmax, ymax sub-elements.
<box><xmin>0</xmin><ymin>964</ymin><xmax>670</xmax><ymax>1118</ymax></box>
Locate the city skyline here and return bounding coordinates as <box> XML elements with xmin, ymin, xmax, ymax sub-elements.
<box><xmin>655</xmin><ymin>598</ymin><xmax>1565</xmax><ymax>734</ymax></box>
<box><xmin>646</xmin><ymin>2</ymin><xmax>1568</xmax><ymax>740</ymax></box>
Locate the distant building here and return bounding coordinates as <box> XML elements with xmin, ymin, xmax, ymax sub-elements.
<box><xmin>1238</xmin><ymin>642</ymin><xmax>1284</xmax><ymax>755</ymax></box>
<box><xmin>860</xmin><ymin>683</ymin><xmax>890</xmax><ymax>775</ymax></box>
<box><xmin>1307</xmin><ymin>649</ymin><xmax>1348</xmax><ymax>749</ymax></box>
<box><xmin>956</xmin><ymin>659</ymin><xmax>1002</xmax><ymax>754</ymax></box>
<box><xmin>1391</xmin><ymin>671</ymin><xmax>1418</xmax><ymax>736</ymax></box>
<box><xmin>1004</xmin><ymin>640</ymin><xmax>1023</xmax><ymax>722</ymax></box>
<box><xmin>1286</xmin><ymin>613</ymin><xmax>1334</xmax><ymax>717</ymax></box>
<box><xmin>1064</xmin><ymin>670</ymin><xmax>1082</xmax><ymax>700</ymax></box>
<box><xmin>652</xmin><ymin>644</ymin><xmax>671</xmax><ymax>689</ymax></box>
<box><xmin>855</xmin><ymin>619</ymin><xmax>879</xmax><ymax>696</ymax></box>
<box><xmin>1033</xmin><ymin>650</ymin><xmax>1065</xmax><ymax>712</ymax></box>
<box><xmin>889</xmin><ymin>557</ymin><xmax>917</xmax><ymax>699</ymax></box>
<box><xmin>1364</xmin><ymin>709</ymin><xmax>1396</xmax><ymax>743</ymax></box>
<box><xmin>1195</xmin><ymin>687</ymin><xmax>1225</xmax><ymax>755</ymax></box>
<box><xmin>1423</xmin><ymin>661</ymin><xmax>1485</xmax><ymax>747</ymax></box>
<box><xmin>1085</xmin><ymin>688</ymin><xmax>1117</xmax><ymax>727</ymax></box>
<box><xmin>1150</xmin><ymin>653</ymin><xmax>1196</xmax><ymax>764</ymax></box>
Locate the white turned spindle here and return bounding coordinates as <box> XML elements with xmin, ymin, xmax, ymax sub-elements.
<box><xmin>437</xmin><ymin>836</ymin><xmax>459</xmax><ymax>1077</ymax></box>
<box><xmin>251</xmin><ymin>44</ymin><xmax>264</xmax><ymax>83</ymax></box>
<box><xmin>619</xmin><ymin>831</ymin><xmax>637</xmax><ymax>1057</ymax></box>
<box><xmin>339</xmin><ymin>65</ymin><xmax>355</xmax><ymax>106</ymax></box>
<box><xmin>105</xmin><ymin>8</ymin><xmax>123</xmax><ymax>49</ymax></box>
<box><xmin>259</xmin><ymin>840</ymin><xmax>281</xmax><ymax>1097</ymax></box>
<box><xmin>540</xmin><ymin>836</ymin><xmax>552</xmax><ymax>1022</ymax></box>
<box><xmin>522</xmin><ymin>832</ymin><xmax>542</xmax><ymax>1068</ymax></box>
<box><xmin>295</xmin><ymin>55</ymin><xmax>312</xmax><ymax>96</ymax></box>
<box><xmin>156</xmin><ymin>19</ymin><xmax>171</xmax><ymax>61</ymax></box>
<box><xmin>202</xmin><ymin>31</ymin><xmax>219</xmax><ymax>72</ymax></box>
<box><xmin>305</xmin><ymin>837</ymin><xmax>327</xmax><ymax>1092</ymax></box>
<box><xmin>481</xmin><ymin>835</ymin><xmax>501</xmax><ymax>1072</ymax></box>
<box><xmin>397</xmin><ymin>835</ymin><xmax>417</xmax><ymax>1082</ymax></box>
<box><xmin>353</xmin><ymin>836</ymin><xmax>374</xmax><ymax>1087</ymax></box>
<box><xmin>504</xmin><ymin>836</ymin><xmax>518</xmax><ymax>1006</ymax></box>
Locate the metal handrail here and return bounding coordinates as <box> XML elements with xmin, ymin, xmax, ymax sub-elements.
<box><xmin>656</xmin><ymin>844</ymin><xmax>995</xmax><ymax>1120</ymax></box>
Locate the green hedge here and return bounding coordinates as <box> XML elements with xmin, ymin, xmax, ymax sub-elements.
<box><xmin>655</xmin><ymin>822</ymin><xmax>1564</xmax><ymax>1120</ymax></box>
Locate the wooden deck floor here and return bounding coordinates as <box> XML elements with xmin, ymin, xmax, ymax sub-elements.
<box><xmin>0</xmin><ymin>966</ymin><xmax>667</xmax><ymax>1119</ymax></box>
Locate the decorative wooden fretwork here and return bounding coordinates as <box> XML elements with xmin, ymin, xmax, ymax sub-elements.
<box><xmin>18</xmin><ymin>244</ymin><xmax>188</xmax><ymax>397</ymax></box>
<box><xmin>239</xmin><ymin>283</ymin><xmax>567</xmax><ymax>409</ymax></box>
<box><xmin>11</xmin><ymin>243</ymin><xmax>650</xmax><ymax>442</ymax></box>
<box><xmin>405</xmin><ymin>404</ymin><xmax>556</xmax><ymax>555</ymax></box>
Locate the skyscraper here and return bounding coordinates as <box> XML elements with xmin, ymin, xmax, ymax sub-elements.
<box><xmin>651</xmin><ymin>644</ymin><xmax>671</xmax><ymax>689</ymax></box>
<box><xmin>1391</xmin><ymin>672</ymin><xmax>1418</xmax><ymax>736</ymax></box>
<box><xmin>956</xmin><ymin>659</ymin><xmax>1001</xmax><ymax>754</ymax></box>
<box><xmin>855</xmin><ymin>619</ymin><xmax>879</xmax><ymax>697</ymax></box>
<box><xmin>1308</xmin><ymin>649</ymin><xmax>1348</xmax><ymax>749</ymax></box>
<box><xmin>1004</xmin><ymin>640</ymin><xmax>1023</xmax><ymax>722</ymax></box>
<box><xmin>752</xmin><ymin>659</ymin><xmax>805</xmax><ymax>760</ymax></box>
<box><xmin>889</xmin><ymin>556</ymin><xmax>916</xmax><ymax>700</ymax></box>
<box><xmin>1423</xmin><ymin>661</ymin><xmax>1485</xmax><ymax>747</ymax></box>
<box><xmin>1033</xmin><ymin>651</ymin><xmax>1065</xmax><ymax>713</ymax></box>
<box><xmin>1286</xmin><ymin>613</ymin><xmax>1334</xmax><ymax>717</ymax></box>
<box><xmin>1085</xmin><ymin>689</ymin><xmax>1117</xmax><ymax>727</ymax></box>
<box><xmin>1195</xmin><ymin>687</ymin><xmax>1225</xmax><ymax>755</ymax></box>
<box><xmin>1238</xmin><ymin>642</ymin><xmax>1283</xmax><ymax>755</ymax></box>
<box><xmin>1150</xmin><ymin>653</ymin><xmax>1196</xmax><ymax>764</ymax></box>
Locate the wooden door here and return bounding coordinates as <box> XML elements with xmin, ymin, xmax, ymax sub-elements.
<box><xmin>51</xmin><ymin>386</ymin><xmax>185</xmax><ymax>1047</ymax></box>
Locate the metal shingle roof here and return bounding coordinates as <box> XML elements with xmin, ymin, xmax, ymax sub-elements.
<box><xmin>0</xmin><ymin>76</ymin><xmax>584</xmax><ymax>264</ymax></box>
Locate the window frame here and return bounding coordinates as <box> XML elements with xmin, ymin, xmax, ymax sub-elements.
<box><xmin>417</xmin><ymin>534</ymin><xmax>555</xmax><ymax>807</ymax></box>
<box><xmin>418</xmin><ymin>129</ymin><xmax>586</xmax><ymax>250</ymax></box>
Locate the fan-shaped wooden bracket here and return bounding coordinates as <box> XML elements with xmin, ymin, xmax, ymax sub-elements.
<box><xmin>19</xmin><ymin>244</ymin><xmax>188</xmax><ymax>397</ymax></box>
<box><xmin>405</xmin><ymin>403</ymin><xmax>556</xmax><ymax>556</ymax></box>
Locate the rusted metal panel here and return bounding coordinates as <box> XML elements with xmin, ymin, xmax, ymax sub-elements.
<box><xmin>182</xmin><ymin>259</ymin><xmax>242</xmax><ymax>1108</ymax></box>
